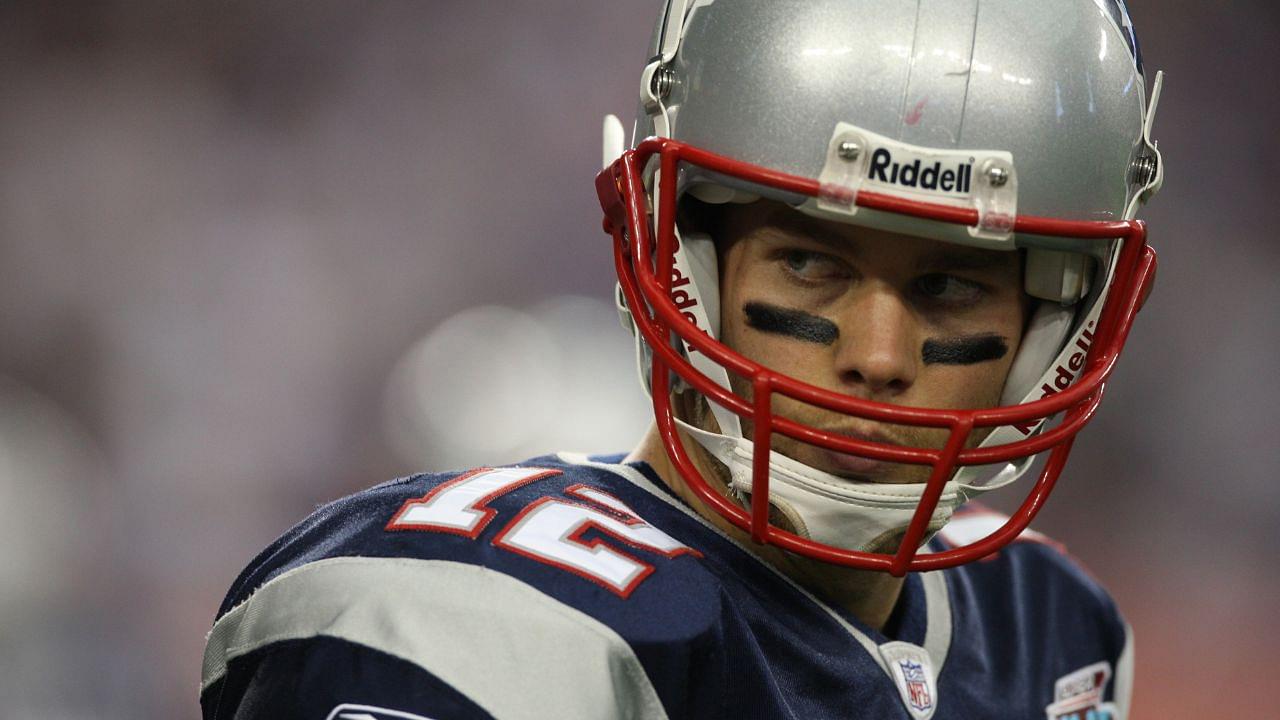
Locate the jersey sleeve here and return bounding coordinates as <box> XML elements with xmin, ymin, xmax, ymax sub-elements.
<box><xmin>202</xmin><ymin>635</ymin><xmax>497</xmax><ymax>720</ymax></box>
<box><xmin>200</xmin><ymin>556</ymin><xmax>670</xmax><ymax>720</ymax></box>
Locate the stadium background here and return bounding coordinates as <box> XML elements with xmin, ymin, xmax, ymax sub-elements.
<box><xmin>0</xmin><ymin>1</ymin><xmax>1275</xmax><ymax>716</ymax></box>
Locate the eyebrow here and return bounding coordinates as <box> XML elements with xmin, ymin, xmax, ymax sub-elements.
<box><xmin>760</xmin><ymin>208</ymin><xmax>859</xmax><ymax>254</ymax></box>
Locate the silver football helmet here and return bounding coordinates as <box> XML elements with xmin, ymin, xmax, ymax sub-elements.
<box><xmin>597</xmin><ymin>0</ymin><xmax>1163</xmax><ymax>574</ymax></box>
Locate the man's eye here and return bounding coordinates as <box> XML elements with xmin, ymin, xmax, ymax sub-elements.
<box><xmin>916</xmin><ymin>274</ymin><xmax>983</xmax><ymax>304</ymax></box>
<box><xmin>781</xmin><ymin>250</ymin><xmax>846</xmax><ymax>281</ymax></box>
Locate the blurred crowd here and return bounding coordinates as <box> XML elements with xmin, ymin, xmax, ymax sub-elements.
<box><xmin>0</xmin><ymin>1</ymin><xmax>1276</xmax><ymax>717</ymax></box>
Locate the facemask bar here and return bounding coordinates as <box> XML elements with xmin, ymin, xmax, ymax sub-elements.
<box><xmin>597</xmin><ymin>137</ymin><xmax>1156</xmax><ymax>575</ymax></box>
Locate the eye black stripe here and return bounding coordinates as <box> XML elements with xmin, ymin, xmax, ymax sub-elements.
<box><xmin>921</xmin><ymin>335</ymin><xmax>1008</xmax><ymax>365</ymax></box>
<box><xmin>743</xmin><ymin>302</ymin><xmax>839</xmax><ymax>345</ymax></box>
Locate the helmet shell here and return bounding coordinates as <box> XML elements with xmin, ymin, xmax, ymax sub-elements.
<box><xmin>637</xmin><ymin>0</ymin><xmax>1148</xmax><ymax>221</ymax></box>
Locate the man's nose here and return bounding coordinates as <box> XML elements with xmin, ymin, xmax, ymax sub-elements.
<box><xmin>831</xmin><ymin>282</ymin><xmax>919</xmax><ymax>399</ymax></box>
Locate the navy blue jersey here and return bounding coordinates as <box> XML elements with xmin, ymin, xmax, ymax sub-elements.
<box><xmin>201</xmin><ymin>453</ymin><xmax>1131</xmax><ymax>720</ymax></box>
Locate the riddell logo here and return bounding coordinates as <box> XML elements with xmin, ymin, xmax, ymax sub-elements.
<box><xmin>868</xmin><ymin>147</ymin><xmax>973</xmax><ymax>194</ymax></box>
<box><xmin>1012</xmin><ymin>323</ymin><xmax>1096</xmax><ymax>436</ymax></box>
<box><xmin>669</xmin><ymin>261</ymin><xmax>709</xmax><ymax>354</ymax></box>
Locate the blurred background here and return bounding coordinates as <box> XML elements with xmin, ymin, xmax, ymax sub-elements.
<box><xmin>0</xmin><ymin>0</ymin><xmax>1275</xmax><ymax>717</ymax></box>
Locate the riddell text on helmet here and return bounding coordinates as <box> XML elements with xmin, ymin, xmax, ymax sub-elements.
<box><xmin>669</xmin><ymin>263</ymin><xmax>710</xmax><ymax>354</ymax></box>
<box><xmin>1013</xmin><ymin>323</ymin><xmax>1095</xmax><ymax>436</ymax></box>
<box><xmin>867</xmin><ymin>148</ymin><xmax>973</xmax><ymax>195</ymax></box>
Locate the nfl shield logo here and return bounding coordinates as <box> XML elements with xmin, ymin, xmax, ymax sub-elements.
<box><xmin>880</xmin><ymin>641</ymin><xmax>937</xmax><ymax>719</ymax></box>
<box><xmin>899</xmin><ymin>660</ymin><xmax>933</xmax><ymax>712</ymax></box>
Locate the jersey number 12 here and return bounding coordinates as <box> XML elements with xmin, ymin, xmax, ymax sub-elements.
<box><xmin>386</xmin><ymin>467</ymin><xmax>700</xmax><ymax>597</ymax></box>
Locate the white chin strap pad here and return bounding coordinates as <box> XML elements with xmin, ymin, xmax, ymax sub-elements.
<box><xmin>681</xmin><ymin>422</ymin><xmax>972</xmax><ymax>555</ymax></box>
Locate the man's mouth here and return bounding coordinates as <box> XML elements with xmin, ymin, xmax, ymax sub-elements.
<box><xmin>819</xmin><ymin>449</ymin><xmax>889</xmax><ymax>480</ymax></box>
<box><xmin>813</xmin><ymin>427</ymin><xmax>905</xmax><ymax>481</ymax></box>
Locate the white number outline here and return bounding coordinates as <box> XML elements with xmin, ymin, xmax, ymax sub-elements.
<box><xmin>384</xmin><ymin>466</ymin><xmax>562</xmax><ymax>538</ymax></box>
<box><xmin>492</xmin><ymin>483</ymin><xmax>701</xmax><ymax>598</ymax></box>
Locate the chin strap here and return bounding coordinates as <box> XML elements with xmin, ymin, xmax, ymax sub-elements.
<box><xmin>676</xmin><ymin>418</ymin><xmax>980</xmax><ymax>554</ymax></box>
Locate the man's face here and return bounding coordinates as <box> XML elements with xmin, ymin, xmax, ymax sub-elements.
<box><xmin>713</xmin><ymin>200</ymin><xmax>1029</xmax><ymax>485</ymax></box>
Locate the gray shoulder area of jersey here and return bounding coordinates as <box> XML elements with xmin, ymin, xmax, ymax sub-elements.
<box><xmin>202</xmin><ymin>556</ymin><xmax>670</xmax><ymax>720</ymax></box>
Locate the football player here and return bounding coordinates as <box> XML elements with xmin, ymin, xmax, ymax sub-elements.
<box><xmin>202</xmin><ymin>1</ymin><xmax>1164</xmax><ymax>718</ymax></box>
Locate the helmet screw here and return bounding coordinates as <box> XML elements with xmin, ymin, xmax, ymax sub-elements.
<box><xmin>837</xmin><ymin>141</ymin><xmax>862</xmax><ymax>160</ymax></box>
<box><xmin>986</xmin><ymin>166</ymin><xmax>1009</xmax><ymax>187</ymax></box>
<box><xmin>650</xmin><ymin>66</ymin><xmax>676</xmax><ymax>99</ymax></box>
<box><xmin>1130</xmin><ymin>154</ymin><xmax>1158</xmax><ymax>186</ymax></box>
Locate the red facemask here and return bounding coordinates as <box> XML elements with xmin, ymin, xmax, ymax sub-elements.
<box><xmin>597</xmin><ymin>137</ymin><xmax>1156</xmax><ymax>576</ymax></box>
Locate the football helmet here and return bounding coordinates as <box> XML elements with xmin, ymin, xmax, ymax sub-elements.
<box><xmin>596</xmin><ymin>0</ymin><xmax>1163</xmax><ymax>575</ymax></box>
